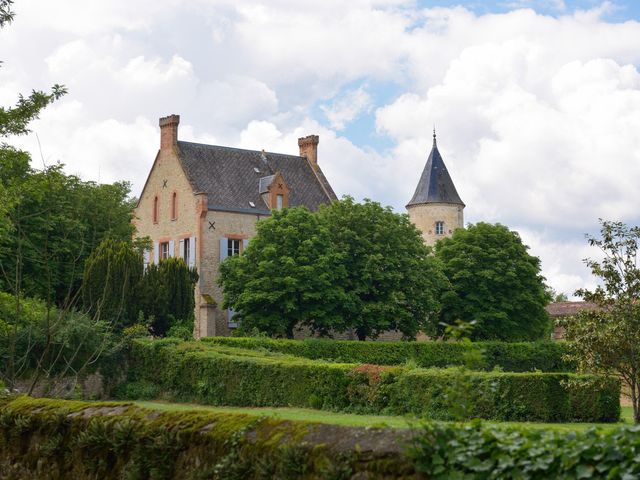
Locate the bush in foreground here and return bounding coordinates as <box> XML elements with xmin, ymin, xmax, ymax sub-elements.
<box><xmin>409</xmin><ymin>422</ymin><xmax>640</xmax><ymax>479</ymax></box>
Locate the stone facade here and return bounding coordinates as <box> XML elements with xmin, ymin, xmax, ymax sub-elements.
<box><xmin>195</xmin><ymin>210</ymin><xmax>269</xmax><ymax>337</ymax></box>
<box><xmin>134</xmin><ymin>114</ymin><xmax>335</xmax><ymax>338</ymax></box>
<box><xmin>407</xmin><ymin>202</ymin><xmax>464</xmax><ymax>247</ymax></box>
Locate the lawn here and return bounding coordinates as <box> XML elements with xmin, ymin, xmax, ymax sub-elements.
<box><xmin>134</xmin><ymin>400</ymin><xmax>634</xmax><ymax>431</ymax></box>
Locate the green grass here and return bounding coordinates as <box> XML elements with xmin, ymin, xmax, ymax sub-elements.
<box><xmin>133</xmin><ymin>401</ymin><xmax>634</xmax><ymax>432</ymax></box>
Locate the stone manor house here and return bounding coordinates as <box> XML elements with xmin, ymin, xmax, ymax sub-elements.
<box><xmin>133</xmin><ymin>115</ymin><xmax>465</xmax><ymax>338</ymax></box>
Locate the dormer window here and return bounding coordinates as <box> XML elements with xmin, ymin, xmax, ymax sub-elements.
<box><xmin>435</xmin><ymin>221</ymin><xmax>444</xmax><ymax>235</ymax></box>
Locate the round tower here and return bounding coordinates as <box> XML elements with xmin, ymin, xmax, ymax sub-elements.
<box><xmin>406</xmin><ymin>130</ymin><xmax>464</xmax><ymax>247</ymax></box>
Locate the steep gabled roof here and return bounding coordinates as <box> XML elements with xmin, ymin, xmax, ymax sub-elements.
<box><xmin>177</xmin><ymin>141</ymin><xmax>336</xmax><ymax>214</ymax></box>
<box><xmin>406</xmin><ymin>134</ymin><xmax>464</xmax><ymax>208</ymax></box>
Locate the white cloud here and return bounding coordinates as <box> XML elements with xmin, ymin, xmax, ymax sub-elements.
<box><xmin>321</xmin><ymin>86</ymin><xmax>373</xmax><ymax>130</ymax></box>
<box><xmin>4</xmin><ymin>0</ymin><xmax>640</xmax><ymax>293</ymax></box>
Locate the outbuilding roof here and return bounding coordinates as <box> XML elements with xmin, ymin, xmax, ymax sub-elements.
<box><xmin>545</xmin><ymin>301</ymin><xmax>598</xmax><ymax>317</ymax></box>
<box><xmin>407</xmin><ymin>133</ymin><xmax>464</xmax><ymax>208</ymax></box>
<box><xmin>177</xmin><ymin>141</ymin><xmax>337</xmax><ymax>214</ymax></box>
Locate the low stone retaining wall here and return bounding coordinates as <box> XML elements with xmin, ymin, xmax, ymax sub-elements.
<box><xmin>0</xmin><ymin>396</ymin><xmax>416</xmax><ymax>479</ymax></box>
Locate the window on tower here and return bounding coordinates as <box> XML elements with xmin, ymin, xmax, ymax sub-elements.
<box><xmin>435</xmin><ymin>221</ymin><xmax>444</xmax><ymax>235</ymax></box>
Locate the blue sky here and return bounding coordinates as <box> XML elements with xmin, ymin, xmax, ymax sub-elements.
<box><xmin>415</xmin><ymin>0</ymin><xmax>640</xmax><ymax>19</ymax></box>
<box><xmin>2</xmin><ymin>0</ymin><xmax>640</xmax><ymax>296</ymax></box>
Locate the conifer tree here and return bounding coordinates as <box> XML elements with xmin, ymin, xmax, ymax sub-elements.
<box><xmin>82</xmin><ymin>239</ymin><xmax>143</xmax><ymax>329</ymax></box>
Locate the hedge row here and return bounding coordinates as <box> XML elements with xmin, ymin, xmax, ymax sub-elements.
<box><xmin>0</xmin><ymin>396</ymin><xmax>412</xmax><ymax>479</ymax></box>
<box><xmin>202</xmin><ymin>336</ymin><xmax>575</xmax><ymax>372</ymax></box>
<box><xmin>118</xmin><ymin>339</ymin><xmax>619</xmax><ymax>422</ymax></box>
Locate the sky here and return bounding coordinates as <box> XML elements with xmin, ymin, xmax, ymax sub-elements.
<box><xmin>1</xmin><ymin>0</ymin><xmax>640</xmax><ymax>298</ymax></box>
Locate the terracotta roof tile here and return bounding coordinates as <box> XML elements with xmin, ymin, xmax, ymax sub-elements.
<box><xmin>545</xmin><ymin>301</ymin><xmax>598</xmax><ymax>317</ymax></box>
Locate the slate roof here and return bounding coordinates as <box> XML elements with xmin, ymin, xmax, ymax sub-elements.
<box><xmin>177</xmin><ymin>141</ymin><xmax>336</xmax><ymax>214</ymax></box>
<box><xmin>407</xmin><ymin>135</ymin><xmax>464</xmax><ymax>208</ymax></box>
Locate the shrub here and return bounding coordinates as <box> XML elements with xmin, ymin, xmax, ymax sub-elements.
<box><xmin>409</xmin><ymin>422</ymin><xmax>640</xmax><ymax>479</ymax></box>
<box><xmin>120</xmin><ymin>339</ymin><xmax>618</xmax><ymax>422</ymax></box>
<box><xmin>201</xmin><ymin>336</ymin><xmax>575</xmax><ymax>372</ymax></box>
<box><xmin>0</xmin><ymin>292</ymin><xmax>117</xmax><ymax>381</ymax></box>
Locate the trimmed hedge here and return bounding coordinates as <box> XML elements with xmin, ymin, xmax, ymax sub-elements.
<box><xmin>118</xmin><ymin>339</ymin><xmax>619</xmax><ymax>422</ymax></box>
<box><xmin>0</xmin><ymin>396</ymin><xmax>412</xmax><ymax>479</ymax></box>
<box><xmin>201</xmin><ymin>336</ymin><xmax>575</xmax><ymax>372</ymax></box>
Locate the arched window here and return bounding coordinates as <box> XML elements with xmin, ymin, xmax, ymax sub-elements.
<box><xmin>171</xmin><ymin>192</ymin><xmax>177</xmax><ymax>220</ymax></box>
<box><xmin>153</xmin><ymin>195</ymin><xmax>159</xmax><ymax>223</ymax></box>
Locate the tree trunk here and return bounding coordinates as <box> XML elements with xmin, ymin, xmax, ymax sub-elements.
<box><xmin>356</xmin><ymin>328</ymin><xmax>366</xmax><ymax>341</ymax></box>
<box><xmin>633</xmin><ymin>378</ymin><xmax>640</xmax><ymax>424</ymax></box>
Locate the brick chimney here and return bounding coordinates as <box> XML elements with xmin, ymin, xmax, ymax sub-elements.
<box><xmin>298</xmin><ymin>135</ymin><xmax>319</xmax><ymax>169</ymax></box>
<box><xmin>159</xmin><ymin>114</ymin><xmax>180</xmax><ymax>149</ymax></box>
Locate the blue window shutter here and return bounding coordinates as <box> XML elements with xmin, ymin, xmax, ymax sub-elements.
<box><xmin>168</xmin><ymin>240</ymin><xmax>175</xmax><ymax>258</ymax></box>
<box><xmin>219</xmin><ymin>237</ymin><xmax>228</xmax><ymax>261</ymax></box>
<box><xmin>242</xmin><ymin>239</ymin><xmax>249</xmax><ymax>251</ymax></box>
<box><xmin>228</xmin><ymin>308</ymin><xmax>238</xmax><ymax>327</ymax></box>
<box><xmin>153</xmin><ymin>242</ymin><xmax>159</xmax><ymax>264</ymax></box>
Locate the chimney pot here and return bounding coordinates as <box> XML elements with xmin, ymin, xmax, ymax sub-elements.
<box><xmin>159</xmin><ymin>114</ymin><xmax>180</xmax><ymax>149</ymax></box>
<box><xmin>298</xmin><ymin>134</ymin><xmax>319</xmax><ymax>168</ymax></box>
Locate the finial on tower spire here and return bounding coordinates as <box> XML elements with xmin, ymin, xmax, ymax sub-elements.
<box><xmin>433</xmin><ymin>125</ymin><xmax>437</xmax><ymax>147</ymax></box>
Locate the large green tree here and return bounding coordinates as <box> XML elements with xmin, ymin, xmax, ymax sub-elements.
<box><xmin>0</xmin><ymin>154</ymin><xmax>136</xmax><ymax>305</ymax></box>
<box><xmin>0</xmin><ymin>2</ymin><xmax>136</xmax><ymax>391</ymax></box>
<box><xmin>220</xmin><ymin>199</ymin><xmax>447</xmax><ymax>340</ymax></box>
<box><xmin>562</xmin><ymin>220</ymin><xmax>640</xmax><ymax>423</ymax></box>
<box><xmin>0</xmin><ymin>1</ymin><xmax>135</xmax><ymax>306</ymax></box>
<box><xmin>434</xmin><ymin>222</ymin><xmax>550</xmax><ymax>341</ymax></box>
<box><xmin>318</xmin><ymin>197</ymin><xmax>446</xmax><ymax>340</ymax></box>
<box><xmin>219</xmin><ymin>207</ymin><xmax>347</xmax><ymax>338</ymax></box>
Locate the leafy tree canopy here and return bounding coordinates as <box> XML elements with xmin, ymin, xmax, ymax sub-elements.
<box><xmin>0</xmin><ymin>152</ymin><xmax>136</xmax><ymax>305</ymax></box>
<box><xmin>318</xmin><ymin>197</ymin><xmax>446</xmax><ymax>340</ymax></box>
<box><xmin>219</xmin><ymin>207</ymin><xmax>348</xmax><ymax>339</ymax></box>
<box><xmin>434</xmin><ymin>222</ymin><xmax>551</xmax><ymax>341</ymax></box>
<box><xmin>562</xmin><ymin>220</ymin><xmax>640</xmax><ymax>423</ymax></box>
<box><xmin>220</xmin><ymin>199</ymin><xmax>447</xmax><ymax>340</ymax></box>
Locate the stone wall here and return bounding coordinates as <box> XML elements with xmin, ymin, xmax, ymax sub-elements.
<box><xmin>196</xmin><ymin>209</ymin><xmax>268</xmax><ymax>338</ymax></box>
<box><xmin>407</xmin><ymin>202</ymin><xmax>463</xmax><ymax>246</ymax></box>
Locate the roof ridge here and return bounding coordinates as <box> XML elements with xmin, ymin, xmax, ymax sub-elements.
<box><xmin>177</xmin><ymin>140</ymin><xmax>304</xmax><ymax>160</ymax></box>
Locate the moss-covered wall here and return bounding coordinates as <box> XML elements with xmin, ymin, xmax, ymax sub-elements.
<box><xmin>0</xmin><ymin>396</ymin><xmax>415</xmax><ymax>479</ymax></box>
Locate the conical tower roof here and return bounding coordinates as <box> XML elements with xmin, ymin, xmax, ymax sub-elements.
<box><xmin>406</xmin><ymin>132</ymin><xmax>464</xmax><ymax>208</ymax></box>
